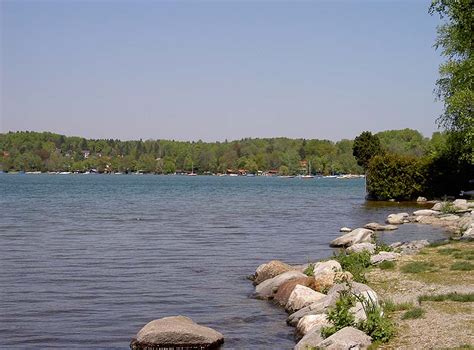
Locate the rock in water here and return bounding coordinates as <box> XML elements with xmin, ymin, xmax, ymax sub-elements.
<box><xmin>286</xmin><ymin>285</ymin><xmax>326</xmax><ymax>313</ymax></box>
<box><xmin>253</xmin><ymin>260</ymin><xmax>293</xmax><ymax>285</ymax></box>
<box><xmin>130</xmin><ymin>316</ymin><xmax>224</xmax><ymax>350</ymax></box>
<box><xmin>339</xmin><ymin>227</ymin><xmax>352</xmax><ymax>232</ymax></box>
<box><xmin>364</xmin><ymin>222</ymin><xmax>398</xmax><ymax>231</ymax></box>
<box><xmin>315</xmin><ymin>326</ymin><xmax>372</xmax><ymax>349</ymax></box>
<box><xmin>329</xmin><ymin>228</ymin><xmax>374</xmax><ymax>247</ymax></box>
<box><xmin>274</xmin><ymin>277</ymin><xmax>313</xmax><ymax>306</ymax></box>
<box><xmin>386</xmin><ymin>213</ymin><xmax>409</xmax><ymax>225</ymax></box>
<box><xmin>255</xmin><ymin>270</ymin><xmax>307</xmax><ymax>299</ymax></box>
<box><xmin>413</xmin><ymin>209</ymin><xmax>440</xmax><ymax>216</ymax></box>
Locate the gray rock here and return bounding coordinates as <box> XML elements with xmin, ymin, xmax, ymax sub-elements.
<box><xmin>432</xmin><ymin>202</ymin><xmax>445</xmax><ymax>211</ymax></box>
<box><xmin>313</xmin><ymin>260</ymin><xmax>342</xmax><ymax>276</ymax></box>
<box><xmin>130</xmin><ymin>316</ymin><xmax>224</xmax><ymax>350</ymax></box>
<box><xmin>330</xmin><ymin>228</ymin><xmax>374</xmax><ymax>248</ymax></box>
<box><xmin>417</xmin><ymin>196</ymin><xmax>427</xmax><ymax>202</ymax></box>
<box><xmin>294</xmin><ymin>325</ymin><xmax>326</xmax><ymax>350</ymax></box>
<box><xmin>370</xmin><ymin>251</ymin><xmax>401</xmax><ymax>264</ymax></box>
<box><xmin>364</xmin><ymin>222</ymin><xmax>399</xmax><ymax>231</ymax></box>
<box><xmin>327</xmin><ymin>282</ymin><xmax>378</xmax><ymax>304</ymax></box>
<box><xmin>287</xmin><ymin>294</ymin><xmax>338</xmax><ymax>326</ymax></box>
<box><xmin>253</xmin><ymin>260</ymin><xmax>293</xmax><ymax>285</ymax></box>
<box><xmin>316</xmin><ymin>326</ymin><xmax>372</xmax><ymax>349</ymax></box>
<box><xmin>340</xmin><ymin>227</ymin><xmax>352</xmax><ymax>233</ymax></box>
<box><xmin>439</xmin><ymin>214</ymin><xmax>460</xmax><ymax>221</ymax></box>
<box><xmin>413</xmin><ymin>209</ymin><xmax>440</xmax><ymax>216</ymax></box>
<box><xmin>286</xmin><ymin>285</ymin><xmax>326</xmax><ymax>313</ymax></box>
<box><xmin>453</xmin><ymin>199</ymin><xmax>468</xmax><ymax>210</ymax></box>
<box><xmin>395</xmin><ymin>240</ymin><xmax>430</xmax><ymax>255</ymax></box>
<box><xmin>347</xmin><ymin>242</ymin><xmax>376</xmax><ymax>254</ymax></box>
<box><xmin>295</xmin><ymin>314</ymin><xmax>329</xmax><ymax>339</ymax></box>
<box><xmin>463</xmin><ymin>227</ymin><xmax>474</xmax><ymax>238</ymax></box>
<box><xmin>386</xmin><ymin>213</ymin><xmax>409</xmax><ymax>225</ymax></box>
<box><xmin>255</xmin><ymin>270</ymin><xmax>306</xmax><ymax>299</ymax></box>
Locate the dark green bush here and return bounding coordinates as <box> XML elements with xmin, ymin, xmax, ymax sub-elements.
<box><xmin>320</xmin><ymin>288</ymin><xmax>356</xmax><ymax>338</ymax></box>
<box><xmin>366</xmin><ymin>153</ymin><xmax>428</xmax><ymax>200</ymax></box>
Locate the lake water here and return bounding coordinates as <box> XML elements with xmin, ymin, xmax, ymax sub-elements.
<box><xmin>0</xmin><ymin>175</ymin><xmax>448</xmax><ymax>349</ymax></box>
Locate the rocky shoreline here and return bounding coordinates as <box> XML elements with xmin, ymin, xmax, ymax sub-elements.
<box><xmin>128</xmin><ymin>199</ymin><xmax>473</xmax><ymax>349</ymax></box>
<box><xmin>248</xmin><ymin>199</ymin><xmax>474</xmax><ymax>349</ymax></box>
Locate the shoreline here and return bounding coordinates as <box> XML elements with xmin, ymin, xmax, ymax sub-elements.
<box><xmin>250</xmin><ymin>199</ymin><xmax>474</xmax><ymax>349</ymax></box>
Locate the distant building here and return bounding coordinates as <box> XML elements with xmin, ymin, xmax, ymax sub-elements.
<box><xmin>3</xmin><ymin>151</ymin><xmax>10</xmax><ymax>158</ymax></box>
<box><xmin>82</xmin><ymin>150</ymin><xmax>90</xmax><ymax>159</ymax></box>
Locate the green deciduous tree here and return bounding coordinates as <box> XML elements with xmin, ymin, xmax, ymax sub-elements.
<box><xmin>429</xmin><ymin>0</ymin><xmax>474</xmax><ymax>161</ymax></box>
<box><xmin>352</xmin><ymin>131</ymin><xmax>383</xmax><ymax>170</ymax></box>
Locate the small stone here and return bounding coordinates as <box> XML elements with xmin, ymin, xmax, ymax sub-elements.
<box><xmin>417</xmin><ymin>196</ymin><xmax>427</xmax><ymax>202</ymax></box>
<box><xmin>340</xmin><ymin>227</ymin><xmax>352</xmax><ymax>232</ymax></box>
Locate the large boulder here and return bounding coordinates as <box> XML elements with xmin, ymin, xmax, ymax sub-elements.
<box><xmin>286</xmin><ymin>285</ymin><xmax>326</xmax><ymax>313</ymax></box>
<box><xmin>313</xmin><ymin>260</ymin><xmax>342</xmax><ymax>276</ymax></box>
<box><xmin>386</xmin><ymin>213</ymin><xmax>409</xmax><ymax>225</ymax></box>
<box><xmin>370</xmin><ymin>251</ymin><xmax>401</xmax><ymax>265</ymax></box>
<box><xmin>130</xmin><ymin>316</ymin><xmax>224</xmax><ymax>350</ymax></box>
<box><xmin>273</xmin><ymin>277</ymin><xmax>314</xmax><ymax>307</ymax></box>
<box><xmin>413</xmin><ymin>209</ymin><xmax>440</xmax><ymax>216</ymax></box>
<box><xmin>294</xmin><ymin>325</ymin><xmax>327</xmax><ymax>350</ymax></box>
<box><xmin>330</xmin><ymin>228</ymin><xmax>374</xmax><ymax>247</ymax></box>
<box><xmin>327</xmin><ymin>282</ymin><xmax>378</xmax><ymax>305</ymax></box>
<box><xmin>364</xmin><ymin>222</ymin><xmax>398</xmax><ymax>231</ymax></box>
<box><xmin>255</xmin><ymin>270</ymin><xmax>306</xmax><ymax>299</ymax></box>
<box><xmin>432</xmin><ymin>202</ymin><xmax>445</xmax><ymax>211</ymax></box>
<box><xmin>295</xmin><ymin>314</ymin><xmax>329</xmax><ymax>339</ymax></box>
<box><xmin>453</xmin><ymin>199</ymin><xmax>469</xmax><ymax>211</ymax></box>
<box><xmin>287</xmin><ymin>294</ymin><xmax>339</xmax><ymax>326</ymax></box>
<box><xmin>347</xmin><ymin>242</ymin><xmax>376</xmax><ymax>254</ymax></box>
<box><xmin>253</xmin><ymin>260</ymin><xmax>293</xmax><ymax>285</ymax></box>
<box><xmin>315</xmin><ymin>326</ymin><xmax>372</xmax><ymax>349</ymax></box>
<box><xmin>417</xmin><ymin>196</ymin><xmax>427</xmax><ymax>202</ymax></box>
<box><xmin>313</xmin><ymin>271</ymin><xmax>353</xmax><ymax>293</ymax></box>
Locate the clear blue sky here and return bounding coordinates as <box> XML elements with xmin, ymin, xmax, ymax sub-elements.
<box><xmin>1</xmin><ymin>0</ymin><xmax>444</xmax><ymax>142</ymax></box>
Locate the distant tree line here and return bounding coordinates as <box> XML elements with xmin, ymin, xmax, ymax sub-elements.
<box><xmin>0</xmin><ymin>129</ymin><xmax>447</xmax><ymax>175</ymax></box>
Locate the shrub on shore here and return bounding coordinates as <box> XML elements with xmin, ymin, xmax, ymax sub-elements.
<box><xmin>333</xmin><ymin>250</ymin><xmax>371</xmax><ymax>283</ymax></box>
<box><xmin>401</xmin><ymin>261</ymin><xmax>436</xmax><ymax>274</ymax></box>
<box><xmin>418</xmin><ymin>292</ymin><xmax>474</xmax><ymax>303</ymax></box>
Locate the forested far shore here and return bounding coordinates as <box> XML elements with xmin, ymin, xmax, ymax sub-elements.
<box><xmin>0</xmin><ymin>129</ymin><xmax>448</xmax><ymax>174</ymax></box>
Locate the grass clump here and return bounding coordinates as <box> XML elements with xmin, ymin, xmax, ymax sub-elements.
<box><xmin>450</xmin><ymin>261</ymin><xmax>474</xmax><ymax>271</ymax></box>
<box><xmin>401</xmin><ymin>261</ymin><xmax>436</xmax><ymax>273</ymax></box>
<box><xmin>303</xmin><ymin>263</ymin><xmax>315</xmax><ymax>276</ymax></box>
<box><xmin>357</xmin><ymin>296</ymin><xmax>395</xmax><ymax>342</ymax></box>
<box><xmin>374</xmin><ymin>239</ymin><xmax>393</xmax><ymax>254</ymax></box>
<box><xmin>382</xmin><ymin>299</ymin><xmax>413</xmax><ymax>312</ymax></box>
<box><xmin>333</xmin><ymin>250</ymin><xmax>371</xmax><ymax>283</ymax></box>
<box><xmin>428</xmin><ymin>240</ymin><xmax>451</xmax><ymax>248</ymax></box>
<box><xmin>401</xmin><ymin>307</ymin><xmax>425</xmax><ymax>320</ymax></box>
<box><xmin>440</xmin><ymin>202</ymin><xmax>457</xmax><ymax>214</ymax></box>
<box><xmin>453</xmin><ymin>251</ymin><xmax>474</xmax><ymax>261</ymax></box>
<box><xmin>418</xmin><ymin>292</ymin><xmax>474</xmax><ymax>303</ymax></box>
<box><xmin>438</xmin><ymin>248</ymin><xmax>462</xmax><ymax>255</ymax></box>
<box><xmin>378</xmin><ymin>260</ymin><xmax>396</xmax><ymax>270</ymax></box>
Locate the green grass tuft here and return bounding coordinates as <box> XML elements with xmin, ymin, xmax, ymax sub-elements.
<box><xmin>450</xmin><ymin>261</ymin><xmax>474</xmax><ymax>271</ymax></box>
<box><xmin>418</xmin><ymin>292</ymin><xmax>474</xmax><ymax>303</ymax></box>
<box><xmin>438</xmin><ymin>248</ymin><xmax>462</xmax><ymax>255</ymax></box>
<box><xmin>378</xmin><ymin>260</ymin><xmax>396</xmax><ymax>270</ymax></box>
<box><xmin>452</xmin><ymin>251</ymin><xmax>474</xmax><ymax>261</ymax></box>
<box><xmin>401</xmin><ymin>307</ymin><xmax>425</xmax><ymax>320</ymax></box>
<box><xmin>401</xmin><ymin>261</ymin><xmax>436</xmax><ymax>273</ymax></box>
<box><xmin>382</xmin><ymin>299</ymin><xmax>413</xmax><ymax>312</ymax></box>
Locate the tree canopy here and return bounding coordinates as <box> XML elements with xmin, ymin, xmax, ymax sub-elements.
<box><xmin>429</xmin><ymin>0</ymin><xmax>474</xmax><ymax>161</ymax></box>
